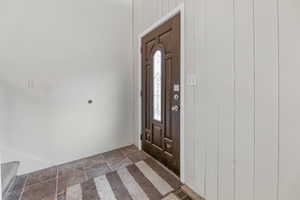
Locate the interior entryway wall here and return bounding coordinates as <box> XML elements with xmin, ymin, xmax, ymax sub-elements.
<box><xmin>0</xmin><ymin>0</ymin><xmax>133</xmax><ymax>175</ymax></box>
<box><xmin>132</xmin><ymin>0</ymin><xmax>300</xmax><ymax>200</ymax></box>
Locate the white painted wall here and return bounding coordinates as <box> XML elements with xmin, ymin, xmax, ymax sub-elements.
<box><xmin>132</xmin><ymin>0</ymin><xmax>300</xmax><ymax>199</ymax></box>
<box><xmin>0</xmin><ymin>0</ymin><xmax>133</xmax><ymax>174</ymax></box>
<box><xmin>279</xmin><ymin>0</ymin><xmax>300</xmax><ymax>199</ymax></box>
<box><xmin>0</xmin><ymin>86</ymin><xmax>8</xmax><ymax>149</ymax></box>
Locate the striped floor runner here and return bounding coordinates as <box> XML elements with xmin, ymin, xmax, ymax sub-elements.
<box><xmin>58</xmin><ymin>158</ymin><xmax>181</xmax><ymax>200</ymax></box>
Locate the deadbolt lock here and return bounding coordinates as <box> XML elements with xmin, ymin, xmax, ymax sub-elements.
<box><xmin>173</xmin><ymin>94</ymin><xmax>180</xmax><ymax>100</ymax></box>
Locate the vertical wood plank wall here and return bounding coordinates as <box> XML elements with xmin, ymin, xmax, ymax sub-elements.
<box><xmin>132</xmin><ymin>0</ymin><xmax>300</xmax><ymax>199</ymax></box>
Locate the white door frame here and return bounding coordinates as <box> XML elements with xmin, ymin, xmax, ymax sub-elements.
<box><xmin>137</xmin><ymin>3</ymin><xmax>185</xmax><ymax>183</ymax></box>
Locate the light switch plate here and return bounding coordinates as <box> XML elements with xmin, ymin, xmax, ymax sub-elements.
<box><xmin>26</xmin><ymin>80</ymin><xmax>35</xmax><ymax>89</ymax></box>
<box><xmin>186</xmin><ymin>73</ymin><xmax>197</xmax><ymax>86</ymax></box>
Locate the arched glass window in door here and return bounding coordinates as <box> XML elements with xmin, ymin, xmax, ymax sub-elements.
<box><xmin>153</xmin><ymin>50</ymin><xmax>162</xmax><ymax>121</ymax></box>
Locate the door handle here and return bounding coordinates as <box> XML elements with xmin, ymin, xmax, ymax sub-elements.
<box><xmin>171</xmin><ymin>105</ymin><xmax>180</xmax><ymax>112</ymax></box>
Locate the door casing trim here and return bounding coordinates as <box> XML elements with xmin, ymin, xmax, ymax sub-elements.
<box><xmin>137</xmin><ymin>3</ymin><xmax>185</xmax><ymax>183</ymax></box>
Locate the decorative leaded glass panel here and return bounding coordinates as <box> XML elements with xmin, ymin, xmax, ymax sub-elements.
<box><xmin>153</xmin><ymin>50</ymin><xmax>162</xmax><ymax>121</ymax></box>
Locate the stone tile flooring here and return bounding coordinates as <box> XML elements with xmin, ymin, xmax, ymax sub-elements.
<box><xmin>4</xmin><ymin>145</ymin><xmax>201</xmax><ymax>200</ymax></box>
<box><xmin>5</xmin><ymin>145</ymin><xmax>149</xmax><ymax>200</ymax></box>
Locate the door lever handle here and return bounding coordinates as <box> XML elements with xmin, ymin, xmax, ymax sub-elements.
<box><xmin>171</xmin><ymin>105</ymin><xmax>180</xmax><ymax>112</ymax></box>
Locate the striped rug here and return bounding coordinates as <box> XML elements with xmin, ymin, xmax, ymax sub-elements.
<box><xmin>57</xmin><ymin>158</ymin><xmax>182</xmax><ymax>200</ymax></box>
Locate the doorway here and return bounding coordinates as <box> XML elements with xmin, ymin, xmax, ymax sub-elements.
<box><xmin>141</xmin><ymin>13</ymin><xmax>181</xmax><ymax>176</ymax></box>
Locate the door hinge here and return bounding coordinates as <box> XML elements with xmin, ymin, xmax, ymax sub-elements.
<box><xmin>140</xmin><ymin>134</ymin><xmax>143</xmax><ymax>141</ymax></box>
<box><xmin>140</xmin><ymin>90</ymin><xmax>143</xmax><ymax>97</ymax></box>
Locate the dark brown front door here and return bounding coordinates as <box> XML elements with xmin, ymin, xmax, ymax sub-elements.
<box><xmin>141</xmin><ymin>13</ymin><xmax>180</xmax><ymax>175</ymax></box>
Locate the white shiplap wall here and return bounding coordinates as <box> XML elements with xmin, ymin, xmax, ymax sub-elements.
<box><xmin>132</xmin><ymin>0</ymin><xmax>300</xmax><ymax>199</ymax></box>
<box><xmin>279</xmin><ymin>0</ymin><xmax>300</xmax><ymax>199</ymax></box>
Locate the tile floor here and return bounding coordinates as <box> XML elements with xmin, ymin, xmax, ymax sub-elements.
<box><xmin>5</xmin><ymin>145</ymin><xmax>200</xmax><ymax>200</ymax></box>
<box><xmin>5</xmin><ymin>145</ymin><xmax>151</xmax><ymax>200</ymax></box>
